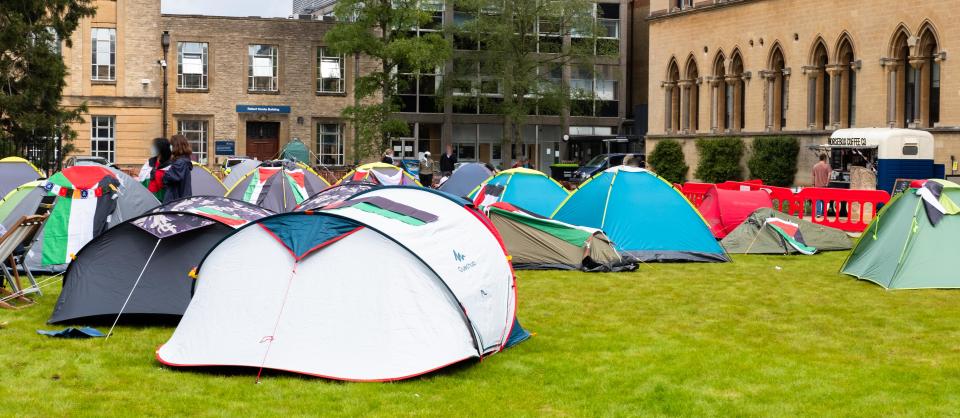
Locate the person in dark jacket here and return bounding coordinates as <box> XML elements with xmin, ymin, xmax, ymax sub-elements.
<box><xmin>138</xmin><ymin>137</ymin><xmax>172</xmax><ymax>200</ymax></box>
<box><xmin>381</xmin><ymin>148</ymin><xmax>395</xmax><ymax>165</ymax></box>
<box><xmin>439</xmin><ymin>144</ymin><xmax>457</xmax><ymax>177</ymax></box>
<box><xmin>162</xmin><ymin>134</ymin><xmax>193</xmax><ymax>203</ymax></box>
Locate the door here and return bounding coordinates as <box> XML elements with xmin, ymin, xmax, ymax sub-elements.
<box><xmin>246</xmin><ymin>121</ymin><xmax>280</xmax><ymax>161</ymax></box>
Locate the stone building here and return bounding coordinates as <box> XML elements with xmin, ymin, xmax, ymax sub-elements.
<box><xmin>62</xmin><ymin>0</ymin><xmax>365</xmax><ymax>171</ymax></box>
<box><xmin>646</xmin><ymin>0</ymin><xmax>959</xmax><ymax>185</ymax></box>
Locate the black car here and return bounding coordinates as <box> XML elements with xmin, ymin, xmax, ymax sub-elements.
<box><xmin>573</xmin><ymin>153</ymin><xmax>645</xmax><ymax>182</ymax></box>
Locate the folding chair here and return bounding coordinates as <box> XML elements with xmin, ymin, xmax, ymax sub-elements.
<box><xmin>0</xmin><ymin>215</ymin><xmax>49</xmax><ymax>302</ymax></box>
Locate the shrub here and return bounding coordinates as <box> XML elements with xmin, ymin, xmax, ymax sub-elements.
<box><xmin>748</xmin><ymin>136</ymin><xmax>800</xmax><ymax>187</ymax></box>
<box><xmin>695</xmin><ymin>137</ymin><xmax>744</xmax><ymax>183</ymax></box>
<box><xmin>647</xmin><ymin>139</ymin><xmax>688</xmax><ymax>184</ymax></box>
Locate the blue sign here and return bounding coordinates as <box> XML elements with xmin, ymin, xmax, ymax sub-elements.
<box><xmin>215</xmin><ymin>140</ymin><xmax>236</xmax><ymax>156</ymax></box>
<box><xmin>236</xmin><ymin>104</ymin><xmax>291</xmax><ymax>114</ymax></box>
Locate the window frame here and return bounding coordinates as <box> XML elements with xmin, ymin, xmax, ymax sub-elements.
<box><xmin>317</xmin><ymin>47</ymin><xmax>345</xmax><ymax>94</ymax></box>
<box><xmin>316</xmin><ymin>122</ymin><xmax>345</xmax><ymax>166</ymax></box>
<box><xmin>177</xmin><ymin>119</ymin><xmax>209</xmax><ymax>164</ymax></box>
<box><xmin>177</xmin><ymin>41</ymin><xmax>209</xmax><ymax>90</ymax></box>
<box><xmin>91</xmin><ymin>28</ymin><xmax>116</xmax><ymax>82</ymax></box>
<box><xmin>248</xmin><ymin>44</ymin><xmax>279</xmax><ymax>92</ymax></box>
<box><xmin>90</xmin><ymin>116</ymin><xmax>116</xmax><ymax>163</ymax></box>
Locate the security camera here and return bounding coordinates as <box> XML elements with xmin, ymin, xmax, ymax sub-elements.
<box><xmin>158</xmin><ymin>59</ymin><xmax>167</xmax><ymax>68</ymax></box>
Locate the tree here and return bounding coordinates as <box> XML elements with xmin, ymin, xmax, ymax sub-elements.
<box><xmin>748</xmin><ymin>136</ymin><xmax>799</xmax><ymax>186</ymax></box>
<box><xmin>695</xmin><ymin>137</ymin><xmax>744</xmax><ymax>183</ymax></box>
<box><xmin>647</xmin><ymin>139</ymin><xmax>687</xmax><ymax>184</ymax></box>
<box><xmin>325</xmin><ymin>0</ymin><xmax>452</xmax><ymax>163</ymax></box>
<box><xmin>0</xmin><ymin>0</ymin><xmax>95</xmax><ymax>170</ymax></box>
<box><xmin>449</xmin><ymin>0</ymin><xmax>603</xmax><ymax>168</ymax></box>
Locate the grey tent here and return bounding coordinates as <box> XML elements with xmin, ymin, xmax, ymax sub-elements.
<box><xmin>0</xmin><ymin>181</ymin><xmax>46</xmax><ymax>231</ymax></box>
<box><xmin>191</xmin><ymin>162</ymin><xmax>227</xmax><ymax>196</ymax></box>
<box><xmin>0</xmin><ymin>157</ymin><xmax>45</xmax><ymax>198</ymax></box>
<box><xmin>487</xmin><ymin>202</ymin><xmax>634</xmax><ymax>271</ymax></box>
<box><xmin>438</xmin><ymin>163</ymin><xmax>494</xmax><ymax>198</ymax></box>
<box><xmin>49</xmin><ymin>196</ymin><xmax>273</xmax><ymax>324</ymax></box>
<box><xmin>221</xmin><ymin>159</ymin><xmax>260</xmax><ymax>191</ymax></box>
<box><xmin>226</xmin><ymin>161</ymin><xmax>328</xmax><ymax>212</ymax></box>
<box><xmin>721</xmin><ymin>207</ymin><xmax>852</xmax><ymax>254</ymax></box>
<box><xmin>296</xmin><ymin>183</ymin><xmax>376</xmax><ymax>211</ymax></box>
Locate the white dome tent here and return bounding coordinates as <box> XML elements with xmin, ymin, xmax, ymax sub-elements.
<box><xmin>157</xmin><ymin>187</ymin><xmax>528</xmax><ymax>381</ymax></box>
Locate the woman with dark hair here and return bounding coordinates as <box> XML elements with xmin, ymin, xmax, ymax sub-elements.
<box><xmin>138</xmin><ymin>137</ymin><xmax>173</xmax><ymax>200</ymax></box>
<box><xmin>162</xmin><ymin>134</ymin><xmax>193</xmax><ymax>203</ymax></box>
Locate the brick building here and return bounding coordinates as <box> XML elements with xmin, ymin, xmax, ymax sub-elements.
<box><xmin>646</xmin><ymin>0</ymin><xmax>960</xmax><ymax>185</ymax></box>
<box><xmin>62</xmin><ymin>0</ymin><xmax>365</xmax><ymax>171</ymax></box>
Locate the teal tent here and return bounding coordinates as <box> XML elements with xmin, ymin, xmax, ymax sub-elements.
<box><xmin>841</xmin><ymin>179</ymin><xmax>960</xmax><ymax>289</ymax></box>
<box><xmin>280</xmin><ymin>139</ymin><xmax>310</xmax><ymax>164</ymax></box>
<box><xmin>470</xmin><ymin>168</ymin><xmax>569</xmax><ymax>217</ymax></box>
<box><xmin>552</xmin><ymin>166</ymin><xmax>728</xmax><ymax>262</ymax></box>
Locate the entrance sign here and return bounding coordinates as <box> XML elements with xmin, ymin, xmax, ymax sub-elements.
<box><xmin>236</xmin><ymin>105</ymin><xmax>291</xmax><ymax>114</ymax></box>
<box><xmin>215</xmin><ymin>140</ymin><xmax>236</xmax><ymax>156</ymax></box>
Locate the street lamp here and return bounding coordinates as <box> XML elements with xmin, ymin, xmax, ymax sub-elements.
<box><xmin>160</xmin><ymin>31</ymin><xmax>170</xmax><ymax>138</ymax></box>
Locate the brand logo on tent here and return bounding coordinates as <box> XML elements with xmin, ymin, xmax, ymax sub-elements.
<box><xmin>453</xmin><ymin>250</ymin><xmax>466</xmax><ymax>262</ymax></box>
<box><xmin>453</xmin><ymin>250</ymin><xmax>476</xmax><ymax>273</ymax></box>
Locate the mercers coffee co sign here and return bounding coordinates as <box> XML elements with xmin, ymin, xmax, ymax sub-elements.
<box><xmin>828</xmin><ymin>137</ymin><xmax>869</xmax><ymax>146</ymax></box>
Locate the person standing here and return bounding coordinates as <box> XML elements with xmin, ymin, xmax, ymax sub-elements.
<box><xmin>440</xmin><ymin>144</ymin><xmax>457</xmax><ymax>177</ymax></box>
<box><xmin>138</xmin><ymin>137</ymin><xmax>172</xmax><ymax>200</ymax></box>
<box><xmin>162</xmin><ymin>135</ymin><xmax>193</xmax><ymax>203</ymax></box>
<box><xmin>381</xmin><ymin>148</ymin><xmax>395</xmax><ymax>165</ymax></box>
<box><xmin>419</xmin><ymin>151</ymin><xmax>435</xmax><ymax>187</ymax></box>
<box><xmin>812</xmin><ymin>154</ymin><xmax>832</xmax><ymax>215</ymax></box>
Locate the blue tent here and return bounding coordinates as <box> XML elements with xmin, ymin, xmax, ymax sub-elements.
<box><xmin>552</xmin><ymin>166</ymin><xmax>728</xmax><ymax>262</ymax></box>
<box><xmin>471</xmin><ymin>168</ymin><xmax>569</xmax><ymax>217</ymax></box>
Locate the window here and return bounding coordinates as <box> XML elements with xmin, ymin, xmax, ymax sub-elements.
<box><xmin>664</xmin><ymin>60</ymin><xmax>680</xmax><ymax>133</ymax></box>
<box><xmin>683</xmin><ymin>56</ymin><xmax>700</xmax><ymax>133</ymax></box>
<box><xmin>317</xmin><ymin>47</ymin><xmax>344</xmax><ymax>93</ymax></box>
<box><xmin>836</xmin><ymin>37</ymin><xmax>856</xmax><ymax>128</ymax></box>
<box><xmin>766</xmin><ymin>46</ymin><xmax>787</xmax><ymax>131</ymax></box>
<box><xmin>317</xmin><ymin>123</ymin><xmax>344</xmax><ymax>166</ymax></box>
<box><xmin>90</xmin><ymin>116</ymin><xmax>115</xmax><ymax>163</ymax></box>
<box><xmin>808</xmin><ymin>40</ymin><xmax>830</xmax><ymax>130</ymax></box>
<box><xmin>91</xmin><ymin>28</ymin><xmax>116</xmax><ymax>81</ymax></box>
<box><xmin>902</xmin><ymin>144</ymin><xmax>919</xmax><ymax>156</ymax></box>
<box><xmin>177</xmin><ymin>42</ymin><xmax>208</xmax><ymax>90</ymax></box>
<box><xmin>455</xmin><ymin>143</ymin><xmax>476</xmax><ymax>160</ymax></box>
<box><xmin>177</xmin><ymin>120</ymin><xmax>208</xmax><ymax>163</ymax></box>
<box><xmin>248</xmin><ymin>45</ymin><xmax>278</xmax><ymax>92</ymax></box>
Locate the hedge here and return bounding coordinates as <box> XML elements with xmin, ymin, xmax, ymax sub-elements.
<box><xmin>647</xmin><ymin>139</ymin><xmax>688</xmax><ymax>184</ymax></box>
<box><xmin>695</xmin><ymin>137</ymin><xmax>744</xmax><ymax>183</ymax></box>
<box><xmin>748</xmin><ymin>136</ymin><xmax>800</xmax><ymax>187</ymax></box>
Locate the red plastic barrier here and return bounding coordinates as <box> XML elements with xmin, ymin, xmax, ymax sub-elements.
<box><xmin>788</xmin><ymin>187</ymin><xmax>890</xmax><ymax>232</ymax></box>
<box><xmin>680</xmin><ymin>182</ymin><xmax>713</xmax><ymax>206</ymax></box>
<box><xmin>683</xmin><ymin>181</ymin><xmax>891</xmax><ymax>232</ymax></box>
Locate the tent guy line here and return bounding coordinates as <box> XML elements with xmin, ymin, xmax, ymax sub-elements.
<box><xmin>105</xmin><ymin>238</ymin><xmax>161</xmax><ymax>341</ymax></box>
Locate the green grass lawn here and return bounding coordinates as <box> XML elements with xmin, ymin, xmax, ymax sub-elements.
<box><xmin>3</xmin><ymin>252</ymin><xmax>960</xmax><ymax>417</ymax></box>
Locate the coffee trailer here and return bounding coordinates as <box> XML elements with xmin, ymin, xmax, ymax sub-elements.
<box><xmin>811</xmin><ymin>128</ymin><xmax>939</xmax><ymax>193</ymax></box>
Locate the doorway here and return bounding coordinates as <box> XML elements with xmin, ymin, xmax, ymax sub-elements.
<box><xmin>246</xmin><ymin>121</ymin><xmax>280</xmax><ymax>161</ymax></box>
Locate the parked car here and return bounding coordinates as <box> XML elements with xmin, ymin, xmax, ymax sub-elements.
<box><xmin>573</xmin><ymin>153</ymin><xmax>645</xmax><ymax>181</ymax></box>
<box><xmin>64</xmin><ymin>155</ymin><xmax>116</xmax><ymax>169</ymax></box>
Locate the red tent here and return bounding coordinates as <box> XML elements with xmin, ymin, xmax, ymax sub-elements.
<box><xmin>697</xmin><ymin>186</ymin><xmax>773</xmax><ymax>238</ymax></box>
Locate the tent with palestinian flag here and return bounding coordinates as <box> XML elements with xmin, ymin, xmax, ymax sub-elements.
<box><xmin>722</xmin><ymin>208</ymin><xmax>851</xmax><ymax>255</ymax></box>
<box><xmin>337</xmin><ymin>162</ymin><xmax>421</xmax><ymax>186</ymax></box>
<box><xmin>841</xmin><ymin>179</ymin><xmax>960</xmax><ymax>289</ymax></box>
<box><xmin>226</xmin><ymin>161</ymin><xmax>329</xmax><ymax>213</ymax></box>
<box><xmin>49</xmin><ymin>196</ymin><xmax>273</xmax><ymax>324</ymax></box>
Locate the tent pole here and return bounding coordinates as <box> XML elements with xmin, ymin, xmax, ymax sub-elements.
<box><xmin>105</xmin><ymin>238</ymin><xmax>161</xmax><ymax>341</ymax></box>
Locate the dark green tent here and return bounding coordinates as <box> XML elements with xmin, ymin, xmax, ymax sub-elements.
<box><xmin>722</xmin><ymin>208</ymin><xmax>851</xmax><ymax>254</ymax></box>
<box><xmin>280</xmin><ymin>139</ymin><xmax>310</xmax><ymax>164</ymax></box>
<box><xmin>841</xmin><ymin>180</ymin><xmax>960</xmax><ymax>289</ymax></box>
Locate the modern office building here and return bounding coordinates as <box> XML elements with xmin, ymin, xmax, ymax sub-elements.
<box><xmin>646</xmin><ymin>0</ymin><xmax>958</xmax><ymax>184</ymax></box>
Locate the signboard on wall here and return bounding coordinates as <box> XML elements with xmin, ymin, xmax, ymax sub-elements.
<box><xmin>235</xmin><ymin>105</ymin><xmax>291</xmax><ymax>114</ymax></box>
<box><xmin>215</xmin><ymin>140</ymin><xmax>236</xmax><ymax>156</ymax></box>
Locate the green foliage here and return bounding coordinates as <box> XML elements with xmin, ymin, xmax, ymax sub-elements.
<box><xmin>748</xmin><ymin>136</ymin><xmax>800</xmax><ymax>186</ymax></box>
<box><xmin>448</xmin><ymin>0</ymin><xmax>599</xmax><ymax>168</ymax></box>
<box><xmin>647</xmin><ymin>139</ymin><xmax>688</xmax><ymax>184</ymax></box>
<box><xmin>0</xmin><ymin>0</ymin><xmax>95</xmax><ymax>167</ymax></box>
<box><xmin>695</xmin><ymin>137</ymin><xmax>744</xmax><ymax>183</ymax></box>
<box><xmin>325</xmin><ymin>0</ymin><xmax>451</xmax><ymax>162</ymax></box>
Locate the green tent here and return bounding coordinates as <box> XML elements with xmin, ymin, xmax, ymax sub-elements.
<box><xmin>841</xmin><ymin>180</ymin><xmax>960</xmax><ymax>289</ymax></box>
<box><xmin>280</xmin><ymin>139</ymin><xmax>310</xmax><ymax>164</ymax></box>
<box><xmin>486</xmin><ymin>203</ymin><xmax>634</xmax><ymax>272</ymax></box>
<box><xmin>722</xmin><ymin>208</ymin><xmax>851</xmax><ymax>254</ymax></box>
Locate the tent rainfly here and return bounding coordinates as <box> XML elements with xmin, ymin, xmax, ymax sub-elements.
<box><xmin>0</xmin><ymin>157</ymin><xmax>45</xmax><ymax>198</ymax></box>
<box><xmin>49</xmin><ymin>196</ymin><xmax>273</xmax><ymax>324</ymax></box>
<box><xmin>337</xmin><ymin>163</ymin><xmax>421</xmax><ymax>186</ymax></box>
<box><xmin>697</xmin><ymin>186</ymin><xmax>773</xmax><ymax>239</ymax></box>
<box><xmin>157</xmin><ymin>186</ymin><xmax>528</xmax><ymax>381</ymax></box>
<box><xmin>296</xmin><ymin>183</ymin><xmax>376</xmax><ymax>211</ymax></box>
<box><xmin>487</xmin><ymin>202</ymin><xmax>634</xmax><ymax>271</ymax></box>
<box><xmin>190</xmin><ymin>163</ymin><xmax>227</xmax><ymax>196</ymax></box>
<box><xmin>721</xmin><ymin>208</ymin><xmax>851</xmax><ymax>254</ymax></box>
<box><xmin>552</xmin><ymin>166</ymin><xmax>728</xmax><ymax>262</ymax></box>
<box><xmin>439</xmin><ymin>163</ymin><xmax>494</xmax><ymax>198</ymax></box>
<box><xmin>841</xmin><ymin>180</ymin><xmax>960</xmax><ymax>289</ymax></box>
<box><xmin>226</xmin><ymin>161</ymin><xmax>329</xmax><ymax>213</ymax></box>
<box><xmin>471</xmin><ymin>168</ymin><xmax>569</xmax><ymax>217</ymax></box>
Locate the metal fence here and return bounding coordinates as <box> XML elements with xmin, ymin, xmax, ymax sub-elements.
<box><xmin>0</xmin><ymin>136</ymin><xmax>62</xmax><ymax>175</ymax></box>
